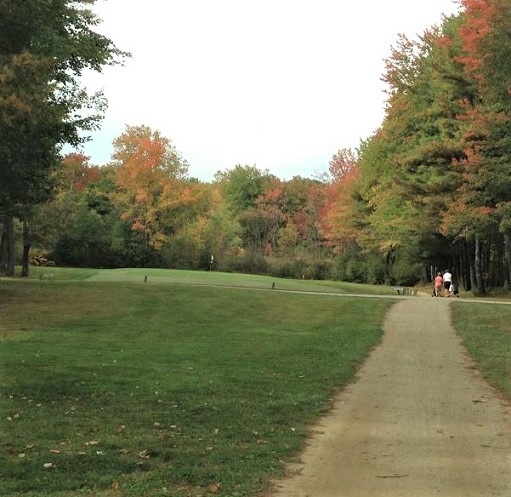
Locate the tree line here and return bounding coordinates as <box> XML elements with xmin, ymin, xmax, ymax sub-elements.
<box><xmin>1</xmin><ymin>0</ymin><xmax>511</xmax><ymax>295</ymax></box>
<box><xmin>339</xmin><ymin>0</ymin><xmax>511</xmax><ymax>294</ymax></box>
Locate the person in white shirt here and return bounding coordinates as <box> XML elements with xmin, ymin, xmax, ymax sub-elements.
<box><xmin>443</xmin><ymin>269</ymin><xmax>452</xmax><ymax>296</ymax></box>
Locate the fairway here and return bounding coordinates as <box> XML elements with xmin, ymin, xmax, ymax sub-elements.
<box><xmin>85</xmin><ymin>267</ymin><xmax>398</xmax><ymax>296</ymax></box>
<box><xmin>0</xmin><ymin>271</ymin><xmax>392</xmax><ymax>497</ymax></box>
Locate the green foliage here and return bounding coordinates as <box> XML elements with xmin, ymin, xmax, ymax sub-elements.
<box><xmin>0</xmin><ymin>0</ymin><xmax>128</xmax><ymax>276</ymax></box>
<box><xmin>341</xmin><ymin>4</ymin><xmax>511</xmax><ymax>291</ymax></box>
<box><xmin>388</xmin><ymin>257</ymin><xmax>423</xmax><ymax>286</ymax></box>
<box><xmin>216</xmin><ymin>165</ymin><xmax>273</xmax><ymax>214</ymax></box>
<box><xmin>52</xmin><ymin>205</ymin><xmax>119</xmax><ymax>267</ymax></box>
<box><xmin>159</xmin><ymin>230</ymin><xmax>204</xmax><ymax>270</ymax></box>
<box><xmin>6</xmin><ymin>1</ymin><xmax>511</xmax><ymax>291</ymax></box>
<box><xmin>332</xmin><ymin>249</ymin><xmax>388</xmax><ymax>285</ymax></box>
<box><xmin>266</xmin><ymin>257</ymin><xmax>333</xmax><ymax>281</ymax></box>
<box><xmin>265</xmin><ymin>257</ymin><xmax>303</xmax><ymax>279</ymax></box>
<box><xmin>220</xmin><ymin>250</ymin><xmax>268</xmax><ymax>275</ymax></box>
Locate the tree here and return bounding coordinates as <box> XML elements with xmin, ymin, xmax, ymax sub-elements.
<box><xmin>111</xmin><ymin>125</ymin><xmax>190</xmax><ymax>262</ymax></box>
<box><xmin>0</xmin><ymin>0</ymin><xmax>127</xmax><ymax>275</ymax></box>
<box><xmin>351</xmin><ymin>18</ymin><xmax>470</xmax><ymax>283</ymax></box>
<box><xmin>215</xmin><ymin>165</ymin><xmax>274</xmax><ymax>214</ymax></box>
<box><xmin>202</xmin><ymin>185</ymin><xmax>243</xmax><ymax>269</ymax></box>
<box><xmin>441</xmin><ymin>0</ymin><xmax>511</xmax><ymax>292</ymax></box>
<box><xmin>31</xmin><ymin>153</ymin><xmax>123</xmax><ymax>268</ymax></box>
<box><xmin>322</xmin><ymin>148</ymin><xmax>362</xmax><ymax>255</ymax></box>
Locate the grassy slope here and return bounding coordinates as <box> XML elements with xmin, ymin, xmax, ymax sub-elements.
<box><xmin>0</xmin><ymin>271</ymin><xmax>392</xmax><ymax>497</ymax></box>
<box><xmin>89</xmin><ymin>267</ymin><xmax>396</xmax><ymax>295</ymax></box>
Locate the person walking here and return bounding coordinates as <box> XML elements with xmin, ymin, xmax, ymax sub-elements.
<box><xmin>443</xmin><ymin>269</ymin><xmax>452</xmax><ymax>297</ymax></box>
<box><xmin>434</xmin><ymin>272</ymin><xmax>443</xmax><ymax>297</ymax></box>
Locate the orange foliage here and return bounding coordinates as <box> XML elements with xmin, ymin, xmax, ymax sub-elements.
<box><xmin>322</xmin><ymin>154</ymin><xmax>362</xmax><ymax>252</ymax></box>
<box><xmin>60</xmin><ymin>153</ymin><xmax>101</xmax><ymax>193</ymax></box>
<box><xmin>131</xmin><ymin>220</ymin><xmax>146</xmax><ymax>232</ymax></box>
<box><xmin>456</xmin><ymin>0</ymin><xmax>497</xmax><ymax>76</ymax></box>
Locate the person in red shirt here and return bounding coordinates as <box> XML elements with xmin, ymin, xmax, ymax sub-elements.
<box><xmin>434</xmin><ymin>272</ymin><xmax>443</xmax><ymax>297</ymax></box>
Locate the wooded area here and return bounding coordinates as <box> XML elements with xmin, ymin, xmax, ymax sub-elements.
<box><xmin>1</xmin><ymin>0</ymin><xmax>511</xmax><ymax>295</ymax></box>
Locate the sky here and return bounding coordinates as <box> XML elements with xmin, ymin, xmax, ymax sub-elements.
<box><xmin>76</xmin><ymin>0</ymin><xmax>461</xmax><ymax>181</ymax></box>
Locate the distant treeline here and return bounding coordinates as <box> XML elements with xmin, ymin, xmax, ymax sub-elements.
<box><xmin>2</xmin><ymin>1</ymin><xmax>511</xmax><ymax>295</ymax></box>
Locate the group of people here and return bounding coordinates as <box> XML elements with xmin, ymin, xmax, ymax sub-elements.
<box><xmin>433</xmin><ymin>269</ymin><xmax>458</xmax><ymax>297</ymax></box>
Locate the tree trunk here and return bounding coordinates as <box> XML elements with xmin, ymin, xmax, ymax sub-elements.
<box><xmin>474</xmin><ymin>235</ymin><xmax>486</xmax><ymax>295</ymax></box>
<box><xmin>21</xmin><ymin>218</ymin><xmax>30</xmax><ymax>277</ymax></box>
<box><xmin>504</xmin><ymin>233</ymin><xmax>511</xmax><ymax>289</ymax></box>
<box><xmin>459</xmin><ymin>240</ymin><xmax>471</xmax><ymax>291</ymax></box>
<box><xmin>468</xmin><ymin>241</ymin><xmax>477</xmax><ymax>292</ymax></box>
<box><xmin>0</xmin><ymin>215</ymin><xmax>16</xmax><ymax>276</ymax></box>
<box><xmin>0</xmin><ymin>221</ymin><xmax>6</xmax><ymax>275</ymax></box>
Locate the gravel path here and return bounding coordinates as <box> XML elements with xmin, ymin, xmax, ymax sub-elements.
<box><xmin>271</xmin><ymin>297</ymin><xmax>511</xmax><ymax>497</ymax></box>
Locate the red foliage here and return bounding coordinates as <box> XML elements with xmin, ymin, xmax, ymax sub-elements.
<box><xmin>61</xmin><ymin>153</ymin><xmax>100</xmax><ymax>192</ymax></box>
<box><xmin>456</xmin><ymin>0</ymin><xmax>497</xmax><ymax>76</ymax></box>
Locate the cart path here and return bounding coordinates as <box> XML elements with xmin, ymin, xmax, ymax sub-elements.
<box><xmin>271</xmin><ymin>297</ymin><xmax>511</xmax><ymax>497</ymax></box>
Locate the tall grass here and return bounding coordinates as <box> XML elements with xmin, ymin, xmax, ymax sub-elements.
<box><xmin>0</xmin><ymin>276</ymin><xmax>391</xmax><ymax>497</ymax></box>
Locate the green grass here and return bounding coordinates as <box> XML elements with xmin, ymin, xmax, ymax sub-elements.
<box><xmin>22</xmin><ymin>266</ymin><xmax>100</xmax><ymax>281</ymax></box>
<box><xmin>11</xmin><ymin>266</ymin><xmax>398</xmax><ymax>295</ymax></box>
<box><xmin>451</xmin><ymin>302</ymin><xmax>511</xmax><ymax>399</ymax></box>
<box><xmin>87</xmin><ymin>267</ymin><xmax>397</xmax><ymax>295</ymax></box>
<box><xmin>0</xmin><ymin>273</ymin><xmax>392</xmax><ymax>497</ymax></box>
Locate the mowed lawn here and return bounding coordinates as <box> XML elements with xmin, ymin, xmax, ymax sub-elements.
<box><xmin>452</xmin><ymin>302</ymin><xmax>511</xmax><ymax>399</ymax></box>
<box><xmin>0</xmin><ymin>270</ymin><xmax>392</xmax><ymax>497</ymax></box>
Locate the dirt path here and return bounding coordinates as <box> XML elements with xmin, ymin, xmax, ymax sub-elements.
<box><xmin>271</xmin><ymin>297</ymin><xmax>511</xmax><ymax>497</ymax></box>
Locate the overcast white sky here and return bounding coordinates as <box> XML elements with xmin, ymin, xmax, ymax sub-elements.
<box><xmin>77</xmin><ymin>0</ymin><xmax>461</xmax><ymax>181</ymax></box>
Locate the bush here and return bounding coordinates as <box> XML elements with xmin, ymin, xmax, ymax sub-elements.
<box><xmin>220</xmin><ymin>250</ymin><xmax>268</xmax><ymax>274</ymax></box>
<box><xmin>266</xmin><ymin>257</ymin><xmax>334</xmax><ymax>281</ymax></box>
<box><xmin>332</xmin><ymin>250</ymin><xmax>387</xmax><ymax>284</ymax></box>
<box><xmin>302</xmin><ymin>259</ymin><xmax>333</xmax><ymax>280</ymax></box>
<box><xmin>389</xmin><ymin>258</ymin><xmax>422</xmax><ymax>286</ymax></box>
<box><xmin>266</xmin><ymin>257</ymin><xmax>304</xmax><ymax>279</ymax></box>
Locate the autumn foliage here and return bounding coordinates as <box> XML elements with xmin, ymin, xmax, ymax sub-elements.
<box><xmin>4</xmin><ymin>1</ymin><xmax>511</xmax><ymax>292</ymax></box>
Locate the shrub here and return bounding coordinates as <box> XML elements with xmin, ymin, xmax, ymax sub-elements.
<box><xmin>390</xmin><ymin>258</ymin><xmax>422</xmax><ymax>286</ymax></box>
<box><xmin>220</xmin><ymin>250</ymin><xmax>268</xmax><ymax>274</ymax></box>
<box><xmin>332</xmin><ymin>249</ymin><xmax>387</xmax><ymax>284</ymax></box>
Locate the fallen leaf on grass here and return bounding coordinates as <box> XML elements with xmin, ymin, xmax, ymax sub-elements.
<box><xmin>178</xmin><ymin>486</ymin><xmax>192</xmax><ymax>497</ymax></box>
<box><xmin>50</xmin><ymin>449</ymin><xmax>61</xmax><ymax>454</ymax></box>
<box><xmin>138</xmin><ymin>450</ymin><xmax>150</xmax><ymax>459</ymax></box>
<box><xmin>207</xmin><ymin>483</ymin><xmax>221</xmax><ymax>494</ymax></box>
<box><xmin>112</xmin><ymin>481</ymin><xmax>120</xmax><ymax>491</ymax></box>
